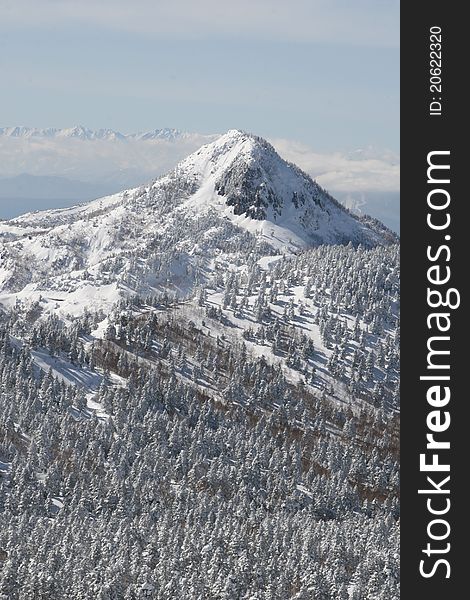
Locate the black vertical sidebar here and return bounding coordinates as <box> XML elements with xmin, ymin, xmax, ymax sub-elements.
<box><xmin>401</xmin><ymin>4</ymin><xmax>465</xmax><ymax>597</ymax></box>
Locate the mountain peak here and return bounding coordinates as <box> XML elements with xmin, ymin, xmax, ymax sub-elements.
<box><xmin>178</xmin><ymin>129</ymin><xmax>278</xmax><ymax>179</ymax></box>
<box><xmin>219</xmin><ymin>128</ymin><xmax>258</xmax><ymax>143</ymax></box>
<box><xmin>148</xmin><ymin>129</ymin><xmax>396</xmax><ymax>249</ymax></box>
<box><xmin>208</xmin><ymin>128</ymin><xmax>273</xmax><ymax>152</ymax></box>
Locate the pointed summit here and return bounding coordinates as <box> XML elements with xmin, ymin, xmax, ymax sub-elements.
<box><xmin>170</xmin><ymin>130</ymin><xmax>396</xmax><ymax>247</ymax></box>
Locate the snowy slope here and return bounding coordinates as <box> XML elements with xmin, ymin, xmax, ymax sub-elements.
<box><xmin>175</xmin><ymin>130</ymin><xmax>396</xmax><ymax>248</ymax></box>
<box><xmin>0</xmin><ymin>130</ymin><xmax>396</xmax><ymax>317</ymax></box>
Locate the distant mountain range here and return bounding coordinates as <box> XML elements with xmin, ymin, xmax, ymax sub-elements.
<box><xmin>0</xmin><ymin>125</ymin><xmax>209</xmax><ymax>142</ymax></box>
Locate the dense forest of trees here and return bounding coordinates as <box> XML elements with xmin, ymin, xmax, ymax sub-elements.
<box><xmin>0</xmin><ymin>319</ymin><xmax>399</xmax><ymax>598</ymax></box>
<box><xmin>0</xmin><ymin>241</ymin><xmax>400</xmax><ymax>599</ymax></box>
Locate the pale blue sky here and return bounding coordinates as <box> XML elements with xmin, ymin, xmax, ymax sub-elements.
<box><xmin>0</xmin><ymin>0</ymin><xmax>399</xmax><ymax>152</ymax></box>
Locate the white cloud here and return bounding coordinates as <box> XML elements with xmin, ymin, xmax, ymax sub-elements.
<box><xmin>0</xmin><ymin>0</ymin><xmax>399</xmax><ymax>47</ymax></box>
<box><xmin>271</xmin><ymin>138</ymin><xmax>399</xmax><ymax>193</ymax></box>
<box><xmin>0</xmin><ymin>132</ymin><xmax>399</xmax><ymax>193</ymax></box>
<box><xmin>0</xmin><ymin>134</ymin><xmax>217</xmax><ymax>184</ymax></box>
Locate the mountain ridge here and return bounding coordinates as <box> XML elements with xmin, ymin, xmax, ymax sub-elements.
<box><xmin>0</xmin><ymin>125</ymin><xmax>210</xmax><ymax>143</ymax></box>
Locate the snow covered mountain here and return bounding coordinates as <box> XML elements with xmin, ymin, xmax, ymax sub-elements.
<box><xmin>0</xmin><ymin>126</ymin><xmax>400</xmax><ymax>233</ymax></box>
<box><xmin>0</xmin><ymin>130</ymin><xmax>400</xmax><ymax>597</ymax></box>
<box><xmin>0</xmin><ymin>129</ymin><xmax>396</xmax><ymax>317</ymax></box>
<box><xmin>0</xmin><ymin>125</ymin><xmax>204</xmax><ymax>143</ymax></box>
